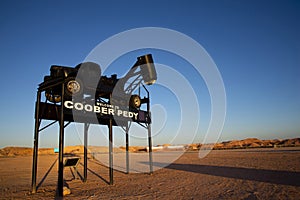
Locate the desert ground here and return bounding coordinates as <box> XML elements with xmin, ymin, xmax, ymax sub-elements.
<box><xmin>0</xmin><ymin>146</ymin><xmax>299</xmax><ymax>199</ymax></box>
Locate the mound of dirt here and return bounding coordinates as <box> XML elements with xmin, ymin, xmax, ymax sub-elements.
<box><xmin>185</xmin><ymin>143</ymin><xmax>202</xmax><ymax>151</ymax></box>
<box><xmin>182</xmin><ymin>138</ymin><xmax>300</xmax><ymax>151</ymax></box>
<box><xmin>214</xmin><ymin>138</ymin><xmax>300</xmax><ymax>150</ymax></box>
<box><xmin>0</xmin><ymin>145</ymin><xmax>125</xmax><ymax>157</ymax></box>
<box><xmin>0</xmin><ymin>147</ymin><xmax>54</xmax><ymax>157</ymax></box>
<box><xmin>119</xmin><ymin>146</ymin><xmax>147</xmax><ymax>152</ymax></box>
<box><xmin>1</xmin><ymin>138</ymin><xmax>299</xmax><ymax>156</ymax></box>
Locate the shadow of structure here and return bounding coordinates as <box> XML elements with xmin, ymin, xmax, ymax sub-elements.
<box><xmin>143</xmin><ymin>162</ymin><xmax>300</xmax><ymax>187</ymax></box>
<box><xmin>65</xmin><ymin>166</ymin><xmax>83</xmax><ymax>181</ymax></box>
<box><xmin>88</xmin><ymin>157</ymin><xmax>135</xmax><ymax>174</ymax></box>
<box><xmin>79</xmin><ymin>161</ymin><xmax>110</xmax><ymax>185</ymax></box>
<box><xmin>36</xmin><ymin>156</ymin><xmax>112</xmax><ymax>194</ymax></box>
<box><xmin>37</xmin><ymin>158</ymin><xmax>58</xmax><ymax>189</ymax></box>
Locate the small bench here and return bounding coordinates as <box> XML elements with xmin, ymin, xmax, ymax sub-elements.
<box><xmin>64</xmin><ymin>157</ymin><xmax>80</xmax><ymax>180</ymax></box>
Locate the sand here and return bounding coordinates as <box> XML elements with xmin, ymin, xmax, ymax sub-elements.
<box><xmin>0</xmin><ymin>147</ymin><xmax>299</xmax><ymax>199</ymax></box>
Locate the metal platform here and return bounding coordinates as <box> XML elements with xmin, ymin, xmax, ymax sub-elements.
<box><xmin>31</xmin><ymin>54</ymin><xmax>156</xmax><ymax>197</ymax></box>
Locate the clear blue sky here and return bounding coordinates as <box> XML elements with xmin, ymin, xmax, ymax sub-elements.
<box><xmin>0</xmin><ymin>0</ymin><xmax>299</xmax><ymax>148</ymax></box>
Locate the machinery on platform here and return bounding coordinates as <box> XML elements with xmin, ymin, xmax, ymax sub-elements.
<box><xmin>43</xmin><ymin>54</ymin><xmax>156</xmax><ymax>105</ymax></box>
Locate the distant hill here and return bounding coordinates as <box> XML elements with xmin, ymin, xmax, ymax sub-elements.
<box><xmin>186</xmin><ymin>138</ymin><xmax>300</xmax><ymax>150</ymax></box>
<box><xmin>0</xmin><ymin>145</ymin><xmax>124</xmax><ymax>157</ymax></box>
<box><xmin>0</xmin><ymin>147</ymin><xmax>53</xmax><ymax>157</ymax></box>
<box><xmin>1</xmin><ymin>138</ymin><xmax>299</xmax><ymax>157</ymax></box>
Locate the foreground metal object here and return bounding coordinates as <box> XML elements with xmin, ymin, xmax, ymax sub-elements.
<box><xmin>31</xmin><ymin>54</ymin><xmax>156</xmax><ymax>197</ymax></box>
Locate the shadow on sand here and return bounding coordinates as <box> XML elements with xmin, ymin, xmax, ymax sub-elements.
<box><xmin>36</xmin><ymin>157</ymin><xmax>112</xmax><ymax>188</ymax></box>
<box><xmin>37</xmin><ymin>158</ymin><xmax>58</xmax><ymax>190</ymax></box>
<box><xmin>79</xmin><ymin>161</ymin><xmax>110</xmax><ymax>185</ymax></box>
<box><xmin>141</xmin><ymin>162</ymin><xmax>300</xmax><ymax>187</ymax></box>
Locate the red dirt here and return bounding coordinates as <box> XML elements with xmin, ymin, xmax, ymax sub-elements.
<box><xmin>0</xmin><ymin>147</ymin><xmax>299</xmax><ymax>199</ymax></box>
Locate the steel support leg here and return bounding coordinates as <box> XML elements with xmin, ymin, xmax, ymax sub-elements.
<box><xmin>31</xmin><ymin>91</ymin><xmax>41</xmax><ymax>193</ymax></box>
<box><xmin>148</xmin><ymin>123</ymin><xmax>153</xmax><ymax>174</ymax></box>
<box><xmin>83</xmin><ymin>123</ymin><xmax>89</xmax><ymax>182</ymax></box>
<box><xmin>125</xmin><ymin>125</ymin><xmax>129</xmax><ymax>174</ymax></box>
<box><xmin>57</xmin><ymin>84</ymin><xmax>65</xmax><ymax>197</ymax></box>
<box><xmin>147</xmin><ymin>95</ymin><xmax>153</xmax><ymax>174</ymax></box>
<box><xmin>109</xmin><ymin>118</ymin><xmax>113</xmax><ymax>185</ymax></box>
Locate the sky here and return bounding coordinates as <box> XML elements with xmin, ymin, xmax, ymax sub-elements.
<box><xmin>0</xmin><ymin>0</ymin><xmax>299</xmax><ymax>148</ymax></box>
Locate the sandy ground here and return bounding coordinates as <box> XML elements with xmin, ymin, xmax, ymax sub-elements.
<box><xmin>0</xmin><ymin>147</ymin><xmax>299</xmax><ymax>199</ymax></box>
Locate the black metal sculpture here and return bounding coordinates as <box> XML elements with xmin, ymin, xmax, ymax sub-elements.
<box><xmin>31</xmin><ymin>54</ymin><xmax>157</xmax><ymax>196</ymax></box>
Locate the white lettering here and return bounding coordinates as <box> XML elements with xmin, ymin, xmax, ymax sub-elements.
<box><xmin>101</xmin><ymin>107</ymin><xmax>107</xmax><ymax>114</ymax></box>
<box><xmin>133</xmin><ymin>113</ymin><xmax>138</xmax><ymax>120</ymax></box>
<box><xmin>94</xmin><ymin>105</ymin><xmax>100</xmax><ymax>113</ymax></box>
<box><xmin>64</xmin><ymin>101</ymin><xmax>140</xmax><ymax>121</ymax></box>
<box><xmin>74</xmin><ymin>102</ymin><xmax>83</xmax><ymax>110</ymax></box>
<box><xmin>64</xmin><ymin>101</ymin><xmax>73</xmax><ymax>109</ymax></box>
<box><xmin>108</xmin><ymin>108</ymin><xmax>114</xmax><ymax>115</ymax></box>
<box><xmin>84</xmin><ymin>104</ymin><xmax>93</xmax><ymax>112</ymax></box>
<box><xmin>117</xmin><ymin>110</ymin><xmax>122</xmax><ymax>116</ymax></box>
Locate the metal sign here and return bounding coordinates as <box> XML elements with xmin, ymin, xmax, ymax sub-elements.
<box><xmin>31</xmin><ymin>54</ymin><xmax>156</xmax><ymax>197</ymax></box>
